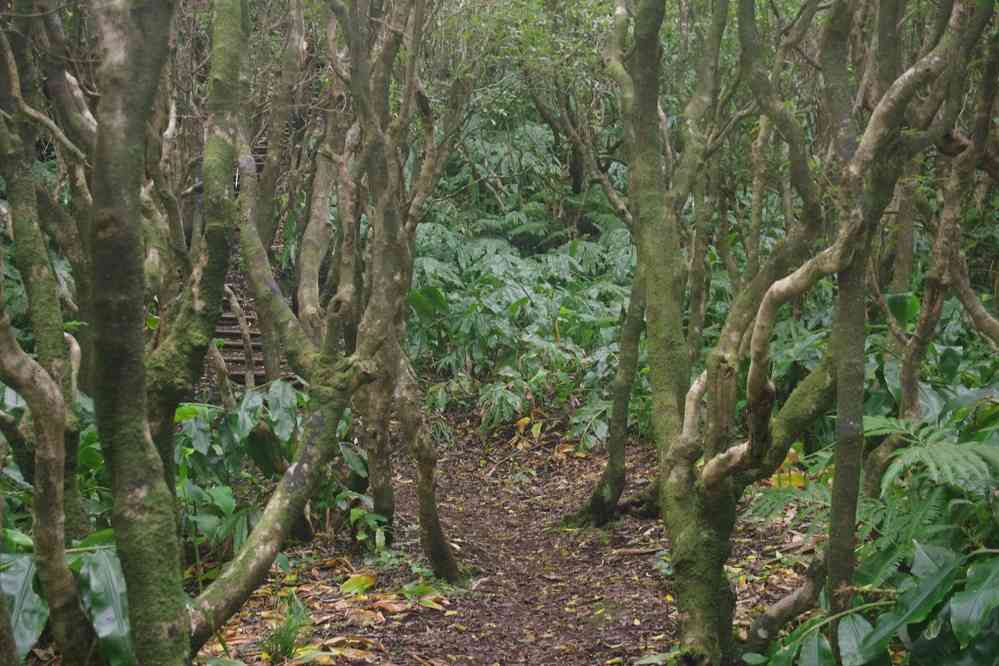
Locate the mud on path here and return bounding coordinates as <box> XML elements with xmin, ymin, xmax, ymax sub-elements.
<box><xmin>201</xmin><ymin>414</ymin><xmax>806</xmax><ymax>665</ymax></box>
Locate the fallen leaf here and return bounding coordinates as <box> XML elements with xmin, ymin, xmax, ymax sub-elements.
<box><xmin>340</xmin><ymin>573</ymin><xmax>376</xmax><ymax>595</ymax></box>
<box><xmin>418</xmin><ymin>595</ymin><xmax>449</xmax><ymax>611</ymax></box>
<box><xmin>345</xmin><ymin>608</ymin><xmax>385</xmax><ymax>627</ymax></box>
<box><xmin>291</xmin><ymin>648</ymin><xmax>378</xmax><ymax>664</ymax></box>
<box><xmin>372</xmin><ymin>599</ymin><xmax>412</xmax><ymax>614</ymax></box>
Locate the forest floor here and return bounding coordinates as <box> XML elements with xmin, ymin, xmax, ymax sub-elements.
<box><xmin>198</xmin><ymin>411</ymin><xmax>813</xmax><ymax>666</ymax></box>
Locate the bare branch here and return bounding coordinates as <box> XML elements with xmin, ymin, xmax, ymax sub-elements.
<box><xmin>0</xmin><ymin>29</ymin><xmax>87</xmax><ymax>163</ymax></box>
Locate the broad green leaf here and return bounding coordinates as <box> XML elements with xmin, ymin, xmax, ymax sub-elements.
<box><xmin>2</xmin><ymin>528</ymin><xmax>33</xmax><ymax>552</ymax></box>
<box><xmin>234</xmin><ymin>391</ymin><xmax>264</xmax><ymax>440</ymax></box>
<box><xmin>75</xmin><ymin>528</ymin><xmax>116</xmax><ymax>549</ymax></box>
<box><xmin>79</xmin><ymin>550</ymin><xmax>134</xmax><ymax>665</ymax></box>
<box><xmin>408</xmin><ymin>287</ymin><xmax>448</xmax><ymax>320</ymax></box>
<box><xmin>182</xmin><ymin>417</ymin><xmax>212</xmax><ymax>455</ymax></box>
<box><xmin>798</xmin><ymin>632</ymin><xmax>834</xmax><ymax>666</ymax></box>
<box><xmin>861</xmin><ymin>552</ymin><xmax>961</xmax><ymax>657</ymax></box>
<box><xmin>275</xmin><ymin>553</ymin><xmax>291</xmax><ymax>572</ymax></box>
<box><xmin>339</xmin><ymin>442</ymin><xmax>368</xmax><ymax>478</ymax></box>
<box><xmin>174</xmin><ymin>403</ymin><xmax>204</xmax><ymax>422</ymax></box>
<box><xmin>938</xmin><ymin>347</ymin><xmax>962</xmax><ymax>384</ymax></box>
<box><xmin>934</xmin><ymin>607</ymin><xmax>999</xmax><ymax>666</ymax></box>
<box><xmin>839</xmin><ymin>614</ymin><xmax>876</xmax><ymax>666</ymax></box>
<box><xmin>267</xmin><ymin>381</ymin><xmax>297</xmax><ymax>442</ymax></box>
<box><xmin>267</xmin><ymin>380</ymin><xmax>296</xmax><ymax>410</ymax></box>
<box><xmin>885</xmin><ymin>292</ymin><xmax>920</xmax><ymax>327</ymax></box>
<box><xmin>191</xmin><ymin>513</ymin><xmax>222</xmax><ymax>536</ymax></box>
<box><xmin>916</xmin><ymin>382</ymin><xmax>944</xmax><ymax>423</ymax></box>
<box><xmin>950</xmin><ymin>557</ymin><xmax>999</xmax><ymax>646</ymax></box>
<box><xmin>340</xmin><ymin>573</ymin><xmax>376</xmax><ymax>595</ymax></box>
<box><xmin>0</xmin><ymin>554</ymin><xmax>48</xmax><ymax>662</ymax></box>
<box><xmin>769</xmin><ymin>642</ymin><xmax>798</xmax><ymax>666</ymax></box>
<box><xmin>912</xmin><ymin>542</ymin><xmax>959</xmax><ymax>578</ymax></box>
<box><xmin>207</xmin><ymin>486</ymin><xmax>236</xmax><ymax>516</ymax></box>
<box><xmin>742</xmin><ymin>654</ymin><xmax>768</xmax><ymax>665</ymax></box>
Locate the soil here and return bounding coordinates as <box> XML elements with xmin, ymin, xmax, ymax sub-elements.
<box><xmin>197</xmin><ymin>410</ymin><xmax>811</xmax><ymax>666</ymax></box>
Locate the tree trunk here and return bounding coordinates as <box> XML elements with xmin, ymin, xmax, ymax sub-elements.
<box><xmin>567</xmin><ymin>266</ymin><xmax>645</xmax><ymax>527</ymax></box>
<box><xmin>91</xmin><ymin>2</ymin><xmax>188</xmax><ymax>663</ymax></box>
<box><xmin>0</xmin><ymin>74</ymin><xmax>97</xmax><ymax>662</ymax></box>
<box><xmin>825</xmin><ymin>244</ymin><xmax>869</xmax><ymax>629</ymax></box>
<box><xmin>664</xmin><ymin>481</ymin><xmax>738</xmax><ymax>663</ymax></box>
<box><xmin>357</xmin><ymin>375</ymin><xmax>397</xmax><ymax>539</ymax></box>
<box><xmin>399</xmin><ymin>356</ymin><xmax>460</xmax><ymax>581</ymax></box>
<box><xmin>190</xmin><ymin>356</ymin><xmax>362</xmax><ymax>651</ymax></box>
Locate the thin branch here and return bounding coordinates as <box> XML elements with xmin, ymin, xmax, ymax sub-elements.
<box><xmin>0</xmin><ymin>29</ymin><xmax>87</xmax><ymax>163</ymax></box>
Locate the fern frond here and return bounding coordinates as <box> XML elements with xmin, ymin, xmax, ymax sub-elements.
<box><xmin>882</xmin><ymin>442</ymin><xmax>996</xmax><ymax>494</ymax></box>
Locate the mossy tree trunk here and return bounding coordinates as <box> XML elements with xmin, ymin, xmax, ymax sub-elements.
<box><xmin>0</xmin><ymin>7</ymin><xmax>90</xmax><ymax>543</ymax></box>
<box><xmin>0</xmin><ymin>19</ymin><xmax>99</xmax><ymax>663</ymax></box>
<box><xmin>144</xmin><ymin>0</ymin><xmax>243</xmax><ymax>492</ymax></box>
<box><xmin>825</xmin><ymin>245</ymin><xmax>870</xmax><ymax>621</ymax></box>
<box><xmin>327</xmin><ymin>0</ymin><xmax>472</xmax><ymax>567</ymax></box>
<box><xmin>568</xmin><ymin>266</ymin><xmax>645</xmax><ymax>527</ymax></box>
<box><xmin>90</xmin><ymin>2</ymin><xmax>189</xmax><ymax>664</ymax></box>
<box><xmin>0</xmin><ymin>123</ymin><xmax>98</xmax><ymax>665</ymax></box>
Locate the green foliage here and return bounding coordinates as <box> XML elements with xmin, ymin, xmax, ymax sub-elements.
<box><xmin>260</xmin><ymin>591</ymin><xmax>312</xmax><ymax>661</ymax></box>
<box><xmin>754</xmin><ymin>386</ymin><xmax>999</xmax><ymax>665</ymax></box>
<box><xmin>0</xmin><ymin>553</ymin><xmax>47</xmax><ymax>663</ymax></box>
<box><xmin>409</xmin><ymin>213</ymin><xmax>643</xmax><ymax>447</ymax></box>
<box><xmin>0</xmin><ymin>527</ymin><xmax>136</xmax><ymax>665</ymax></box>
<box><xmin>77</xmin><ymin>549</ymin><xmax>134</xmax><ymax>665</ymax></box>
<box><xmin>182</xmin><ymin>483</ymin><xmax>256</xmax><ymax>561</ymax></box>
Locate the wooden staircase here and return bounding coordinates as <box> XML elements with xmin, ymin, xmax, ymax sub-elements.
<box><xmin>215</xmin><ymin>289</ymin><xmax>268</xmax><ymax>386</ymax></box>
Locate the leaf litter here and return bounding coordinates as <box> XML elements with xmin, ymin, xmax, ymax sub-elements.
<box><xmin>195</xmin><ymin>410</ymin><xmax>806</xmax><ymax>665</ymax></box>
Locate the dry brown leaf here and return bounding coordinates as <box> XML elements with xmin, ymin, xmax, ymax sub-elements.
<box><xmin>324</xmin><ymin>634</ymin><xmax>383</xmax><ymax>651</ymax></box>
<box><xmin>345</xmin><ymin>607</ymin><xmax>385</xmax><ymax>627</ymax></box>
<box><xmin>372</xmin><ymin>599</ymin><xmax>412</xmax><ymax>614</ymax></box>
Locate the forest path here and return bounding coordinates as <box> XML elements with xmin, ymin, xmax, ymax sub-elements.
<box><xmin>203</xmin><ymin>413</ymin><xmax>801</xmax><ymax>665</ymax></box>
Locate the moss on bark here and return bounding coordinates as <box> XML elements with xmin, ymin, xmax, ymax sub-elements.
<box><xmin>568</xmin><ymin>268</ymin><xmax>645</xmax><ymax>527</ymax></box>
<box><xmin>90</xmin><ymin>2</ymin><xmax>188</xmax><ymax>663</ymax></box>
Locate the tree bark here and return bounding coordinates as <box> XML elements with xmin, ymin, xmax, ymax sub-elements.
<box><xmin>0</xmin><ymin>222</ymin><xmax>96</xmax><ymax>664</ymax></box>
<box><xmin>190</xmin><ymin>355</ymin><xmax>366</xmax><ymax>651</ymax></box>
<box><xmin>398</xmin><ymin>355</ymin><xmax>460</xmax><ymax>581</ymax></box>
<box><xmin>90</xmin><ymin>2</ymin><xmax>188</xmax><ymax>663</ymax></box>
<box><xmin>825</xmin><ymin>244</ymin><xmax>869</xmax><ymax>622</ymax></box>
<box><xmin>567</xmin><ymin>266</ymin><xmax>645</xmax><ymax>527</ymax></box>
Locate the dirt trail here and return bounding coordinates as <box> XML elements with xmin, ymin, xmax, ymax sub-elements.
<box><xmin>204</xmin><ymin>415</ymin><xmax>800</xmax><ymax>665</ymax></box>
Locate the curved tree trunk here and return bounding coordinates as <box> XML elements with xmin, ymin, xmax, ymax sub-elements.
<box><xmin>567</xmin><ymin>266</ymin><xmax>645</xmax><ymax>527</ymax></box>
<box><xmin>0</xmin><ymin>50</ymin><xmax>98</xmax><ymax>662</ymax></box>
<box><xmin>0</xmin><ymin>221</ymin><xmax>97</xmax><ymax>666</ymax></box>
<box><xmin>190</xmin><ymin>355</ymin><xmax>362</xmax><ymax>651</ymax></box>
<box><xmin>399</xmin><ymin>355</ymin><xmax>460</xmax><ymax>581</ymax></box>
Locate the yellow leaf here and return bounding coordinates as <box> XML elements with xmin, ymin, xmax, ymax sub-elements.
<box><xmin>515</xmin><ymin>416</ymin><xmax>531</xmax><ymax>432</ymax></box>
<box><xmin>418</xmin><ymin>595</ymin><xmax>449</xmax><ymax>611</ymax></box>
<box><xmin>340</xmin><ymin>573</ymin><xmax>376</xmax><ymax>595</ymax></box>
